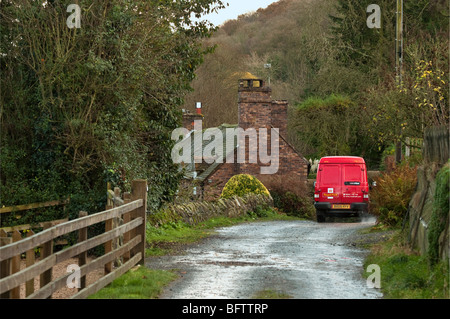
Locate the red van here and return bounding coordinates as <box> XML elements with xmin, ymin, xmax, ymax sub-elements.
<box><xmin>314</xmin><ymin>156</ymin><xmax>369</xmax><ymax>222</ymax></box>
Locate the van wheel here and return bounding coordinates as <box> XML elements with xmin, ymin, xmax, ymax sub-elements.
<box><xmin>316</xmin><ymin>211</ymin><xmax>326</xmax><ymax>223</ymax></box>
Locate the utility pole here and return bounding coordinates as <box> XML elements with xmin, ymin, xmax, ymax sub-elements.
<box><xmin>395</xmin><ymin>0</ymin><xmax>404</xmax><ymax>164</ymax></box>
<box><xmin>395</xmin><ymin>0</ymin><xmax>404</xmax><ymax>87</ymax></box>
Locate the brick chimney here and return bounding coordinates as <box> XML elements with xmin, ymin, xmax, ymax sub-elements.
<box><xmin>270</xmin><ymin>100</ymin><xmax>288</xmax><ymax>139</ymax></box>
<box><xmin>238</xmin><ymin>79</ymin><xmax>287</xmax><ymax>137</ymax></box>
<box><xmin>237</xmin><ymin>79</ymin><xmax>273</xmax><ymax>175</ymax></box>
<box><xmin>182</xmin><ymin>107</ymin><xmax>203</xmax><ymax>132</ymax></box>
<box><xmin>238</xmin><ymin>79</ymin><xmax>272</xmax><ymax>131</ymax></box>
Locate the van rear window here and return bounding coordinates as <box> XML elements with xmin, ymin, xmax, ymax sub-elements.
<box><xmin>320</xmin><ymin>165</ymin><xmax>340</xmax><ymax>185</ymax></box>
<box><xmin>343</xmin><ymin>165</ymin><xmax>362</xmax><ymax>184</ymax></box>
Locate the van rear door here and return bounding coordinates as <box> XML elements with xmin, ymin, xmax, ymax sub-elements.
<box><xmin>319</xmin><ymin>164</ymin><xmax>341</xmax><ymax>203</ymax></box>
<box><xmin>342</xmin><ymin>164</ymin><xmax>365</xmax><ymax>204</ymax></box>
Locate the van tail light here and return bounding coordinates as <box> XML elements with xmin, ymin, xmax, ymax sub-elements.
<box><xmin>314</xmin><ymin>193</ymin><xmax>320</xmax><ymax>199</ymax></box>
<box><xmin>363</xmin><ymin>194</ymin><xmax>369</xmax><ymax>200</ymax></box>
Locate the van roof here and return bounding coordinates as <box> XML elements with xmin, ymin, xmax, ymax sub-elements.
<box><xmin>319</xmin><ymin>156</ymin><xmax>366</xmax><ymax>164</ymax></box>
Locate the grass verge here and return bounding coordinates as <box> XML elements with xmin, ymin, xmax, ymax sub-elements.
<box><xmin>88</xmin><ymin>266</ymin><xmax>177</xmax><ymax>299</ymax></box>
<box><xmin>363</xmin><ymin>229</ymin><xmax>449</xmax><ymax>299</ymax></box>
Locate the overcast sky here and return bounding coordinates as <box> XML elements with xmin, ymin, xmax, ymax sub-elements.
<box><xmin>202</xmin><ymin>0</ymin><xmax>279</xmax><ymax>26</ymax></box>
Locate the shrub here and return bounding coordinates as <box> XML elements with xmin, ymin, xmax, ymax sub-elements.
<box><xmin>248</xmin><ymin>205</ymin><xmax>277</xmax><ymax>218</ymax></box>
<box><xmin>370</xmin><ymin>163</ymin><xmax>418</xmax><ymax>226</ymax></box>
<box><xmin>259</xmin><ymin>175</ymin><xmax>315</xmax><ymax>219</ymax></box>
<box><xmin>220</xmin><ymin>174</ymin><xmax>270</xmax><ymax>199</ymax></box>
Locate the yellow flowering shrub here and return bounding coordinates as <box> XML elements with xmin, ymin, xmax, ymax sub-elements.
<box><xmin>220</xmin><ymin>174</ymin><xmax>270</xmax><ymax>199</ymax></box>
<box><xmin>412</xmin><ymin>60</ymin><xmax>448</xmax><ymax>126</ymax></box>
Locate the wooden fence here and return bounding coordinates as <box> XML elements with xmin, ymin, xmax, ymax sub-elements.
<box><xmin>0</xmin><ymin>198</ymin><xmax>70</xmax><ymax>247</ymax></box>
<box><xmin>423</xmin><ymin>125</ymin><xmax>449</xmax><ymax>165</ymax></box>
<box><xmin>0</xmin><ymin>179</ymin><xmax>147</xmax><ymax>299</ymax></box>
<box><xmin>404</xmin><ymin>137</ymin><xmax>423</xmax><ymax>158</ymax></box>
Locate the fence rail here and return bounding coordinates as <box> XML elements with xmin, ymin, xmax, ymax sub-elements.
<box><xmin>0</xmin><ymin>198</ymin><xmax>70</xmax><ymax>215</ymax></box>
<box><xmin>0</xmin><ymin>179</ymin><xmax>147</xmax><ymax>299</ymax></box>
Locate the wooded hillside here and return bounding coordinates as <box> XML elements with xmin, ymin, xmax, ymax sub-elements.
<box><xmin>183</xmin><ymin>0</ymin><xmax>449</xmax><ymax>168</ymax></box>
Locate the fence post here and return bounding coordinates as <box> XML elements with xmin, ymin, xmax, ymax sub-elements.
<box><xmin>113</xmin><ymin>187</ymin><xmax>122</xmax><ymax>268</ymax></box>
<box><xmin>78</xmin><ymin>211</ymin><xmax>88</xmax><ymax>291</ymax></box>
<box><xmin>25</xmin><ymin>230</ymin><xmax>36</xmax><ymax>297</ymax></box>
<box><xmin>40</xmin><ymin>225</ymin><xmax>54</xmax><ymax>296</ymax></box>
<box><xmin>122</xmin><ymin>192</ymin><xmax>132</xmax><ymax>263</ymax></box>
<box><xmin>0</xmin><ymin>229</ymin><xmax>12</xmax><ymax>299</ymax></box>
<box><xmin>11</xmin><ymin>230</ymin><xmax>21</xmax><ymax>299</ymax></box>
<box><xmin>405</xmin><ymin>137</ymin><xmax>411</xmax><ymax>158</ymax></box>
<box><xmin>105</xmin><ymin>182</ymin><xmax>114</xmax><ymax>275</ymax></box>
<box><xmin>131</xmin><ymin>180</ymin><xmax>147</xmax><ymax>266</ymax></box>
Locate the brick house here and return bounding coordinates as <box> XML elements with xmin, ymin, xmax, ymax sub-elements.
<box><xmin>182</xmin><ymin>78</ymin><xmax>309</xmax><ymax>200</ymax></box>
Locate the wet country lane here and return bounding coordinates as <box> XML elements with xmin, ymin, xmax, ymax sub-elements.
<box><xmin>145</xmin><ymin>219</ymin><xmax>383</xmax><ymax>299</ymax></box>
